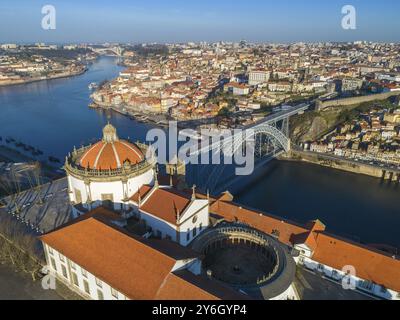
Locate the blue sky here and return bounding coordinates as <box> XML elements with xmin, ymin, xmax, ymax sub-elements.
<box><xmin>0</xmin><ymin>0</ymin><xmax>399</xmax><ymax>43</ymax></box>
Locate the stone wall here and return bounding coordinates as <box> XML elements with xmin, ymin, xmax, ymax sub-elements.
<box><xmin>286</xmin><ymin>150</ymin><xmax>400</xmax><ymax>181</ymax></box>
<box><xmin>316</xmin><ymin>91</ymin><xmax>400</xmax><ymax>111</ymax></box>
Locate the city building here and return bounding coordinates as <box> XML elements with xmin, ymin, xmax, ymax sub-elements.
<box><xmin>248</xmin><ymin>69</ymin><xmax>270</xmax><ymax>86</ymax></box>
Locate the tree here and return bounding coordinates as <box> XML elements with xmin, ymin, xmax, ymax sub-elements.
<box><xmin>218</xmin><ymin>107</ymin><xmax>231</xmax><ymax>117</ymax></box>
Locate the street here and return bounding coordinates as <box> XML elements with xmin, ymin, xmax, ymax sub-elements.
<box><xmin>295</xmin><ymin>267</ymin><xmax>375</xmax><ymax>301</ymax></box>
<box><xmin>0</xmin><ymin>263</ymin><xmax>62</xmax><ymax>300</ymax></box>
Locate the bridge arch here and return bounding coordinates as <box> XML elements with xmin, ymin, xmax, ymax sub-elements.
<box><xmin>229</xmin><ymin>124</ymin><xmax>291</xmax><ymax>157</ymax></box>
<box><xmin>92</xmin><ymin>47</ymin><xmax>123</xmax><ymax>56</ymax></box>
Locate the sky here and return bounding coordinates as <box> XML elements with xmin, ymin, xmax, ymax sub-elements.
<box><xmin>0</xmin><ymin>0</ymin><xmax>399</xmax><ymax>44</ymax></box>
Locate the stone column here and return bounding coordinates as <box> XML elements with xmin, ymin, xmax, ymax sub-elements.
<box><xmin>84</xmin><ymin>179</ymin><xmax>92</xmax><ymax>210</ymax></box>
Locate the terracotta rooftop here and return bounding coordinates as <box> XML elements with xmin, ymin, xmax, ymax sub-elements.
<box><xmin>78</xmin><ymin>124</ymin><xmax>144</xmax><ymax>171</ymax></box>
<box><xmin>40</xmin><ymin>209</ymin><xmax>207</xmax><ymax>300</ymax></box>
<box><xmin>155</xmin><ymin>270</ymin><xmax>249</xmax><ymax>300</ymax></box>
<box><xmin>79</xmin><ymin>140</ymin><xmax>144</xmax><ymax>170</ymax></box>
<box><xmin>130</xmin><ymin>185</ymin><xmax>152</xmax><ymax>203</ymax></box>
<box><xmin>210</xmin><ymin>199</ymin><xmax>308</xmax><ymax>245</ymax></box>
<box><xmin>134</xmin><ymin>187</ymin><xmax>193</xmax><ymax>225</ymax></box>
<box><xmin>313</xmin><ymin>232</ymin><xmax>400</xmax><ymax>292</ymax></box>
<box><xmin>210</xmin><ymin>197</ymin><xmax>400</xmax><ymax>293</ymax></box>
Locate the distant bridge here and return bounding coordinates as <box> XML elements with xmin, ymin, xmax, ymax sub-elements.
<box><xmin>91</xmin><ymin>46</ymin><xmax>124</xmax><ymax>57</ymax></box>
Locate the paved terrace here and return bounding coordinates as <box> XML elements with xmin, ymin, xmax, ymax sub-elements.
<box><xmin>0</xmin><ymin>178</ymin><xmax>72</xmax><ymax>234</ymax></box>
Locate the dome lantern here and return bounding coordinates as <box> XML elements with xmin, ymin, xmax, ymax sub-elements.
<box><xmin>102</xmin><ymin>123</ymin><xmax>119</xmax><ymax>143</ymax></box>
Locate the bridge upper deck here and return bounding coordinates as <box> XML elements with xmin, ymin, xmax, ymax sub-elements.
<box><xmin>242</xmin><ymin>103</ymin><xmax>310</xmax><ymax>130</ymax></box>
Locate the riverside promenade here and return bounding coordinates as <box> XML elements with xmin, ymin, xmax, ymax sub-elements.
<box><xmin>0</xmin><ymin>67</ymin><xmax>87</xmax><ymax>87</ymax></box>
<box><xmin>285</xmin><ymin>149</ymin><xmax>400</xmax><ymax>181</ymax></box>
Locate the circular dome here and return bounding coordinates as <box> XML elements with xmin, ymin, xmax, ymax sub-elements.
<box><xmin>79</xmin><ymin>124</ymin><xmax>145</xmax><ymax>170</ymax></box>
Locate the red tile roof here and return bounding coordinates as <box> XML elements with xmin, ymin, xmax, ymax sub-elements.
<box><xmin>137</xmin><ymin>187</ymin><xmax>192</xmax><ymax>225</ymax></box>
<box><xmin>210</xmin><ymin>199</ymin><xmax>308</xmax><ymax>245</ymax></box>
<box><xmin>210</xmin><ymin>198</ymin><xmax>400</xmax><ymax>293</ymax></box>
<box><xmin>155</xmin><ymin>270</ymin><xmax>248</xmax><ymax>300</ymax></box>
<box><xmin>40</xmin><ymin>209</ymin><xmax>200</xmax><ymax>300</ymax></box>
<box><xmin>79</xmin><ymin>140</ymin><xmax>144</xmax><ymax>170</ymax></box>
<box><xmin>313</xmin><ymin>232</ymin><xmax>400</xmax><ymax>292</ymax></box>
<box><xmin>130</xmin><ymin>185</ymin><xmax>152</xmax><ymax>203</ymax></box>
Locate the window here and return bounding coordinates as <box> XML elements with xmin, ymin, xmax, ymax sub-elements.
<box><xmin>72</xmin><ymin>273</ymin><xmax>79</xmax><ymax>286</ymax></box>
<box><xmin>186</xmin><ymin>229</ymin><xmax>190</xmax><ymax>242</ymax></box>
<box><xmin>83</xmin><ymin>280</ymin><xmax>90</xmax><ymax>295</ymax></box>
<box><xmin>111</xmin><ymin>288</ymin><xmax>118</xmax><ymax>299</ymax></box>
<box><xmin>193</xmin><ymin>227</ymin><xmax>197</xmax><ymax>238</ymax></box>
<box><xmin>48</xmin><ymin>246</ymin><xmax>54</xmax><ymax>255</ymax></box>
<box><xmin>70</xmin><ymin>261</ymin><xmax>76</xmax><ymax>270</ymax></box>
<box><xmin>61</xmin><ymin>265</ymin><xmax>68</xmax><ymax>279</ymax></box>
<box><xmin>50</xmin><ymin>258</ymin><xmax>57</xmax><ymax>271</ymax></box>
<box><xmin>317</xmin><ymin>264</ymin><xmax>324</xmax><ymax>272</ymax></box>
<box><xmin>59</xmin><ymin>253</ymin><xmax>65</xmax><ymax>262</ymax></box>
<box><xmin>199</xmin><ymin>223</ymin><xmax>203</xmax><ymax>231</ymax></box>
<box><xmin>359</xmin><ymin>280</ymin><xmax>374</xmax><ymax>291</ymax></box>
<box><xmin>165</xmin><ymin>235</ymin><xmax>172</xmax><ymax>241</ymax></box>
<box><xmin>96</xmin><ymin>278</ymin><xmax>103</xmax><ymax>288</ymax></box>
<box><xmin>74</xmin><ymin>189</ymin><xmax>82</xmax><ymax>204</ymax></box>
<box><xmin>97</xmin><ymin>289</ymin><xmax>104</xmax><ymax>300</ymax></box>
<box><xmin>101</xmin><ymin>194</ymin><xmax>114</xmax><ymax>209</ymax></box>
<box><xmin>81</xmin><ymin>268</ymin><xmax>88</xmax><ymax>278</ymax></box>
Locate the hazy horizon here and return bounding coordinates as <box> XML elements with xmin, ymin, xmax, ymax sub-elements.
<box><xmin>0</xmin><ymin>0</ymin><xmax>399</xmax><ymax>44</ymax></box>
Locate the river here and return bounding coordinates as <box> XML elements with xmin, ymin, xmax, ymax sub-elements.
<box><xmin>235</xmin><ymin>160</ymin><xmax>400</xmax><ymax>248</ymax></box>
<box><xmin>0</xmin><ymin>57</ymin><xmax>155</xmax><ymax>161</ymax></box>
<box><xmin>0</xmin><ymin>57</ymin><xmax>399</xmax><ymax>248</ymax></box>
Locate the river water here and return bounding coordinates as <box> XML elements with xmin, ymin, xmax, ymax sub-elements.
<box><xmin>0</xmin><ymin>57</ymin><xmax>399</xmax><ymax>248</ymax></box>
<box><xmin>0</xmin><ymin>57</ymin><xmax>154</xmax><ymax>161</ymax></box>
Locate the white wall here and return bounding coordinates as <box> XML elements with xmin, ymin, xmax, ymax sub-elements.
<box><xmin>44</xmin><ymin>244</ymin><xmax>127</xmax><ymax>300</ymax></box>
<box><xmin>172</xmin><ymin>259</ymin><xmax>202</xmax><ymax>276</ymax></box>
<box><xmin>68</xmin><ymin>169</ymin><xmax>154</xmax><ymax>209</ymax></box>
<box><xmin>296</xmin><ymin>255</ymin><xmax>400</xmax><ymax>301</ymax></box>
<box><xmin>138</xmin><ymin>209</ymin><xmax>178</xmax><ymax>242</ymax></box>
<box><xmin>294</xmin><ymin>244</ymin><xmax>313</xmax><ymax>259</ymax></box>
<box><xmin>134</xmin><ymin>198</ymin><xmax>210</xmax><ymax>247</ymax></box>
<box><xmin>179</xmin><ymin>200</ymin><xmax>209</xmax><ymax>247</ymax></box>
<box><xmin>270</xmin><ymin>284</ymin><xmax>299</xmax><ymax>301</ymax></box>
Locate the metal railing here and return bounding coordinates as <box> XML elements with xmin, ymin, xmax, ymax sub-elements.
<box><xmin>65</xmin><ymin>143</ymin><xmax>155</xmax><ymax>179</ymax></box>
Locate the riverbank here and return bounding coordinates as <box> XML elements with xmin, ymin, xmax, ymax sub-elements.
<box><xmin>0</xmin><ymin>67</ymin><xmax>87</xmax><ymax>87</ymax></box>
<box><xmin>282</xmin><ymin>149</ymin><xmax>400</xmax><ymax>182</ymax></box>
<box><xmin>90</xmin><ymin>101</ymin><xmax>171</xmax><ymax>126</ymax></box>
<box><xmin>0</xmin><ymin>145</ymin><xmax>64</xmax><ymax>180</ymax></box>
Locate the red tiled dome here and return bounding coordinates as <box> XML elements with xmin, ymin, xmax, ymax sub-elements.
<box><xmin>79</xmin><ymin>124</ymin><xmax>144</xmax><ymax>170</ymax></box>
